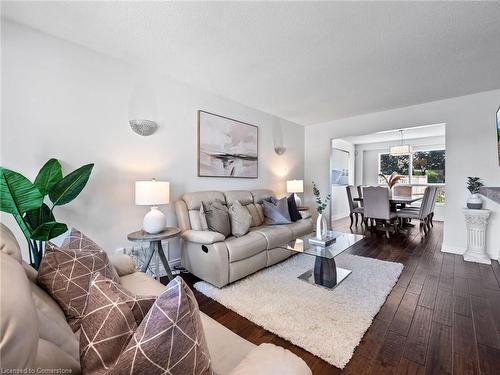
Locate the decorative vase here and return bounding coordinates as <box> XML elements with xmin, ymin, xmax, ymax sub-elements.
<box><xmin>316</xmin><ymin>213</ymin><xmax>328</xmax><ymax>240</ymax></box>
<box><xmin>466</xmin><ymin>193</ymin><xmax>483</xmax><ymax>209</ymax></box>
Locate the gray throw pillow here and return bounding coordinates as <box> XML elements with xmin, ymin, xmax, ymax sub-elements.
<box><xmin>229</xmin><ymin>201</ymin><xmax>252</xmax><ymax>237</ymax></box>
<box><xmin>262</xmin><ymin>197</ymin><xmax>292</xmax><ymax>225</ymax></box>
<box><xmin>202</xmin><ymin>200</ymin><xmax>231</xmax><ymax>237</ymax></box>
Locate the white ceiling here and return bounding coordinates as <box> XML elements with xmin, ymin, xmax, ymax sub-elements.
<box><xmin>2</xmin><ymin>1</ymin><xmax>500</xmax><ymax>125</ymax></box>
<box><xmin>341</xmin><ymin>123</ymin><xmax>446</xmax><ymax>145</ymax></box>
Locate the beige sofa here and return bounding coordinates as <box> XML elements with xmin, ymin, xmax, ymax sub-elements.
<box><xmin>175</xmin><ymin>189</ymin><xmax>313</xmax><ymax>287</ymax></box>
<box><xmin>0</xmin><ymin>223</ymin><xmax>311</xmax><ymax>374</ymax></box>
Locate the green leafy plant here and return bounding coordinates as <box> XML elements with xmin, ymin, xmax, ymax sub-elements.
<box><xmin>0</xmin><ymin>159</ymin><xmax>93</xmax><ymax>269</ymax></box>
<box><xmin>466</xmin><ymin>177</ymin><xmax>483</xmax><ymax>194</ymax></box>
<box><xmin>312</xmin><ymin>181</ymin><xmax>331</xmax><ymax>214</ymax></box>
<box><xmin>378</xmin><ymin>172</ymin><xmax>403</xmax><ymax>189</ymax></box>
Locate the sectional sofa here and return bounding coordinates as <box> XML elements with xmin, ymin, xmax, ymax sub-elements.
<box><xmin>175</xmin><ymin>189</ymin><xmax>313</xmax><ymax>288</ymax></box>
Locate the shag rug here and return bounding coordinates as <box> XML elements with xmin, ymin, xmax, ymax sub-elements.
<box><xmin>194</xmin><ymin>253</ymin><xmax>403</xmax><ymax>369</ymax></box>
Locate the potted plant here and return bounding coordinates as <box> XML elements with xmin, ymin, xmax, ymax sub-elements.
<box><xmin>378</xmin><ymin>172</ymin><xmax>402</xmax><ymax>196</ymax></box>
<box><xmin>466</xmin><ymin>177</ymin><xmax>484</xmax><ymax>209</ymax></box>
<box><xmin>312</xmin><ymin>181</ymin><xmax>331</xmax><ymax>239</ymax></box>
<box><xmin>0</xmin><ymin>159</ymin><xmax>94</xmax><ymax>269</ymax></box>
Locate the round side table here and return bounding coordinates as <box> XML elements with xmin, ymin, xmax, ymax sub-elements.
<box><xmin>127</xmin><ymin>227</ymin><xmax>181</xmax><ymax>281</ymax></box>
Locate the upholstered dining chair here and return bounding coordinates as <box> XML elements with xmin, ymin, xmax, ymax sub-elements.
<box><xmin>356</xmin><ymin>186</ymin><xmax>364</xmax><ymax>207</ymax></box>
<box><xmin>346</xmin><ymin>185</ymin><xmax>364</xmax><ymax>228</ymax></box>
<box><xmin>393</xmin><ymin>185</ymin><xmax>412</xmax><ymax>197</ymax></box>
<box><xmin>362</xmin><ymin>186</ymin><xmax>398</xmax><ymax>238</ymax></box>
<box><xmin>397</xmin><ymin>186</ymin><xmax>435</xmax><ymax>235</ymax></box>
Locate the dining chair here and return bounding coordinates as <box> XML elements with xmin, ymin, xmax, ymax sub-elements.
<box><xmin>362</xmin><ymin>186</ymin><xmax>398</xmax><ymax>238</ymax></box>
<box><xmin>356</xmin><ymin>185</ymin><xmax>364</xmax><ymax>207</ymax></box>
<box><xmin>393</xmin><ymin>185</ymin><xmax>412</xmax><ymax>197</ymax></box>
<box><xmin>346</xmin><ymin>185</ymin><xmax>364</xmax><ymax>228</ymax></box>
<box><xmin>397</xmin><ymin>186</ymin><xmax>434</xmax><ymax>235</ymax></box>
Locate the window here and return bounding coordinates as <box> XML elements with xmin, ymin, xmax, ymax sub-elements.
<box><xmin>379</xmin><ymin>149</ymin><xmax>446</xmax><ymax>202</ymax></box>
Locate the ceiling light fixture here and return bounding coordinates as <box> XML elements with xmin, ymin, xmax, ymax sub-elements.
<box><xmin>390</xmin><ymin>130</ymin><xmax>413</xmax><ymax>156</ymax></box>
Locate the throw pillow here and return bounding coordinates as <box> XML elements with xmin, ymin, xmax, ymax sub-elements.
<box><xmin>287</xmin><ymin>194</ymin><xmax>302</xmax><ymax>222</ymax></box>
<box><xmin>37</xmin><ymin>229</ymin><xmax>120</xmax><ymax>332</ymax></box>
<box><xmin>202</xmin><ymin>200</ymin><xmax>231</xmax><ymax>237</ymax></box>
<box><xmin>228</xmin><ymin>201</ymin><xmax>252</xmax><ymax>237</ymax></box>
<box><xmin>109</xmin><ymin>277</ymin><xmax>212</xmax><ymax>375</ymax></box>
<box><xmin>80</xmin><ymin>273</ymin><xmax>155</xmax><ymax>375</ymax></box>
<box><xmin>199</xmin><ymin>204</ymin><xmax>209</xmax><ymax>231</ymax></box>
<box><xmin>262</xmin><ymin>197</ymin><xmax>292</xmax><ymax>225</ymax></box>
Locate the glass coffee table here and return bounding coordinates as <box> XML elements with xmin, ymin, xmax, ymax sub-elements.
<box><xmin>281</xmin><ymin>231</ymin><xmax>365</xmax><ymax>288</ymax></box>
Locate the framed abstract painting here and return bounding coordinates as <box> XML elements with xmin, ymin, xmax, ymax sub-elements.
<box><xmin>197</xmin><ymin>111</ymin><xmax>258</xmax><ymax>178</ymax></box>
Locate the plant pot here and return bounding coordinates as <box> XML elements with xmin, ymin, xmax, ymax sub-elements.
<box><xmin>316</xmin><ymin>213</ymin><xmax>328</xmax><ymax>240</ymax></box>
<box><xmin>467</xmin><ymin>193</ymin><xmax>483</xmax><ymax>209</ymax></box>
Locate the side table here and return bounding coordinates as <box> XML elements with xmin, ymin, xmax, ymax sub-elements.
<box><xmin>127</xmin><ymin>227</ymin><xmax>181</xmax><ymax>281</ymax></box>
<box><xmin>462</xmin><ymin>208</ymin><xmax>491</xmax><ymax>265</ymax></box>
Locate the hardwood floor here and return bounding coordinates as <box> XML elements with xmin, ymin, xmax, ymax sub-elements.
<box><xmin>178</xmin><ymin>218</ymin><xmax>500</xmax><ymax>375</ymax></box>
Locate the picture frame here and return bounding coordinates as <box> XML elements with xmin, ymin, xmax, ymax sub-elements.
<box><xmin>197</xmin><ymin>110</ymin><xmax>259</xmax><ymax>178</ymax></box>
<box><xmin>331</xmin><ymin>148</ymin><xmax>350</xmax><ymax>185</ymax></box>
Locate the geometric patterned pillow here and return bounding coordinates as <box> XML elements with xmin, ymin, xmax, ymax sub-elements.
<box><xmin>108</xmin><ymin>277</ymin><xmax>212</xmax><ymax>375</ymax></box>
<box><xmin>37</xmin><ymin>230</ymin><xmax>120</xmax><ymax>332</ymax></box>
<box><xmin>80</xmin><ymin>273</ymin><xmax>155</xmax><ymax>375</ymax></box>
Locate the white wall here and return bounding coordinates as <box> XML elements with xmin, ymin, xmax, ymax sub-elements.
<box><xmin>305</xmin><ymin>89</ymin><xmax>500</xmax><ymax>260</ymax></box>
<box><xmin>330</xmin><ymin>139</ymin><xmax>355</xmax><ymax>220</ymax></box>
<box><xmin>1</xmin><ymin>21</ymin><xmax>305</xmax><ymax>262</ymax></box>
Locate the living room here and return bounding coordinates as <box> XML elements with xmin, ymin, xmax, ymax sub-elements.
<box><xmin>1</xmin><ymin>2</ymin><xmax>499</xmax><ymax>375</ymax></box>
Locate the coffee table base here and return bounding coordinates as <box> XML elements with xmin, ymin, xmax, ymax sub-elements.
<box><xmin>298</xmin><ymin>256</ymin><xmax>352</xmax><ymax>289</ymax></box>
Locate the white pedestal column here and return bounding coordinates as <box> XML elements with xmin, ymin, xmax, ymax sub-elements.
<box><xmin>462</xmin><ymin>208</ymin><xmax>491</xmax><ymax>265</ymax></box>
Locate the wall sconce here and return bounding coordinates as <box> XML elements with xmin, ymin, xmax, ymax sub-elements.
<box><xmin>129</xmin><ymin>82</ymin><xmax>159</xmax><ymax>136</ymax></box>
<box><xmin>273</xmin><ymin>118</ymin><xmax>286</xmax><ymax>155</ymax></box>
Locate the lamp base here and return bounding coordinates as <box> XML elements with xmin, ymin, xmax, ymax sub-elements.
<box><xmin>143</xmin><ymin>207</ymin><xmax>166</xmax><ymax>234</ymax></box>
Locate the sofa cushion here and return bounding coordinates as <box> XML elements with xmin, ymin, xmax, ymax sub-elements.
<box><xmin>225</xmin><ymin>232</ymin><xmax>267</xmax><ymax>262</ymax></box>
<box><xmin>287</xmin><ymin>194</ymin><xmax>302</xmax><ymax>222</ymax></box>
<box><xmin>0</xmin><ymin>223</ymin><xmax>22</xmax><ymax>263</ymax></box>
<box><xmin>37</xmin><ymin>233</ymin><xmax>119</xmax><ymax>332</ymax></box>
<box><xmin>229</xmin><ymin>201</ymin><xmax>252</xmax><ymax>237</ymax></box>
<box><xmin>181</xmin><ymin>230</ymin><xmax>226</xmax><ymax>244</ymax></box>
<box><xmin>224</xmin><ymin>190</ymin><xmax>253</xmax><ymax>206</ymax></box>
<box><xmin>251</xmin><ymin>189</ymin><xmax>274</xmax><ymax>204</ymax></box>
<box><xmin>246</xmin><ymin>203</ymin><xmax>264</xmax><ymax>227</ymax></box>
<box><xmin>228</xmin><ymin>343</ymin><xmax>312</xmax><ymax>375</ymax></box>
<box><xmin>0</xmin><ymin>252</ymin><xmax>38</xmax><ymax>369</ymax></box>
<box><xmin>250</xmin><ymin>225</ymin><xmax>293</xmax><ymax>250</ymax></box>
<box><xmin>183</xmin><ymin>191</ymin><xmax>226</xmax><ymax>210</ymax></box>
<box><xmin>202</xmin><ymin>200</ymin><xmax>231</xmax><ymax>237</ymax></box>
<box><xmin>263</xmin><ymin>197</ymin><xmax>292</xmax><ymax>225</ymax></box>
<box><xmin>286</xmin><ymin>219</ymin><xmax>314</xmax><ymax>238</ymax></box>
<box><xmin>119</xmin><ymin>272</ymin><xmax>166</xmax><ymax>296</ymax></box>
<box><xmin>110</xmin><ymin>277</ymin><xmax>212</xmax><ymax>375</ymax></box>
<box><xmin>80</xmin><ymin>273</ymin><xmax>140</xmax><ymax>374</ymax></box>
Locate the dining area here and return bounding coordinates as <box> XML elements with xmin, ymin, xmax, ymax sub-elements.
<box><xmin>346</xmin><ymin>184</ymin><xmax>439</xmax><ymax>238</ymax></box>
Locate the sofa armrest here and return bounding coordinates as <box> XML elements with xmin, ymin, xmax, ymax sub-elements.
<box><xmin>181</xmin><ymin>230</ymin><xmax>225</xmax><ymax>244</ymax></box>
<box><xmin>228</xmin><ymin>343</ymin><xmax>312</xmax><ymax>375</ymax></box>
<box><xmin>109</xmin><ymin>254</ymin><xmax>137</xmax><ymax>276</ymax></box>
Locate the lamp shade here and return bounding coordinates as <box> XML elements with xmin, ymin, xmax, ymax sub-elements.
<box><xmin>135</xmin><ymin>180</ymin><xmax>170</xmax><ymax>206</ymax></box>
<box><xmin>390</xmin><ymin>144</ymin><xmax>413</xmax><ymax>156</ymax></box>
<box><xmin>286</xmin><ymin>180</ymin><xmax>304</xmax><ymax>193</ymax></box>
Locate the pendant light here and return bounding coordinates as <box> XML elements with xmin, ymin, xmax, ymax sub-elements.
<box><xmin>390</xmin><ymin>130</ymin><xmax>413</xmax><ymax>156</ymax></box>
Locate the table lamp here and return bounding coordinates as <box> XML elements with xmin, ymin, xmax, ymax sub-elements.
<box><xmin>135</xmin><ymin>179</ymin><xmax>170</xmax><ymax>234</ymax></box>
<box><xmin>286</xmin><ymin>179</ymin><xmax>304</xmax><ymax>207</ymax></box>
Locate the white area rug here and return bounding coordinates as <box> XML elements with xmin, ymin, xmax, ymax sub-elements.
<box><xmin>194</xmin><ymin>253</ymin><xmax>403</xmax><ymax>368</ymax></box>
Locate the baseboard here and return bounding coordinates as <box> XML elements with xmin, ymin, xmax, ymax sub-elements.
<box><xmin>331</xmin><ymin>213</ymin><xmax>350</xmax><ymax>221</ymax></box>
<box><xmin>440</xmin><ymin>244</ymin><xmax>466</xmax><ymax>255</ymax></box>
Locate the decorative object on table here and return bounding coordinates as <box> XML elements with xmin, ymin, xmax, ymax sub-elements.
<box><xmin>466</xmin><ymin>176</ymin><xmax>484</xmax><ymax>209</ymax></box>
<box><xmin>496</xmin><ymin>105</ymin><xmax>499</xmax><ymax>165</ymax></box>
<box><xmin>308</xmin><ymin>232</ymin><xmax>338</xmax><ymax>247</ymax></box>
<box><xmin>286</xmin><ymin>179</ymin><xmax>304</xmax><ymax>207</ymax></box>
<box><xmin>312</xmin><ymin>181</ymin><xmax>331</xmax><ymax>239</ymax></box>
<box><xmin>0</xmin><ymin>159</ymin><xmax>94</xmax><ymax>269</ymax></box>
<box><xmin>198</xmin><ymin>110</ymin><xmax>258</xmax><ymax>178</ymax></box>
<box><xmin>262</xmin><ymin>197</ymin><xmax>292</xmax><ymax>225</ymax></box>
<box><xmin>128</xmin><ymin>82</ymin><xmax>159</xmax><ymax>136</ymax></box>
<box><xmin>390</xmin><ymin>129</ymin><xmax>413</xmax><ymax>155</ymax></box>
<box><xmin>379</xmin><ymin>172</ymin><xmax>402</xmax><ymax>190</ymax></box>
<box><xmin>331</xmin><ymin>148</ymin><xmax>350</xmax><ymax>185</ymax></box>
<box><xmin>127</xmin><ymin>227</ymin><xmax>181</xmax><ymax>281</ymax></box>
<box><xmin>135</xmin><ymin>179</ymin><xmax>170</xmax><ymax>234</ymax></box>
<box><xmin>462</xmin><ymin>208</ymin><xmax>491</xmax><ymax>264</ymax></box>
<box><xmin>273</xmin><ymin>118</ymin><xmax>286</xmax><ymax>155</ymax></box>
